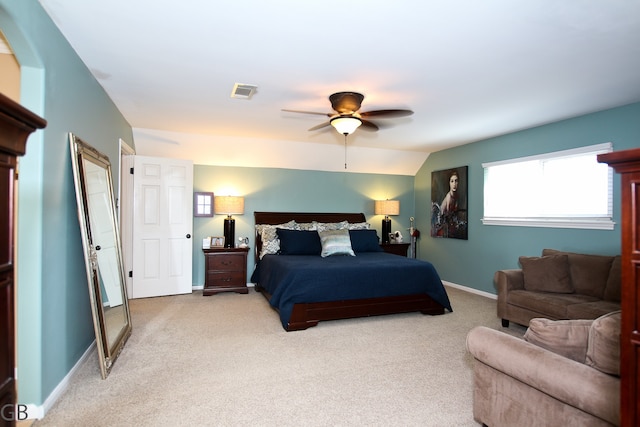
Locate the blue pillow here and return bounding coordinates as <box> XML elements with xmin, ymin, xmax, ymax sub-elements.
<box><xmin>349</xmin><ymin>229</ymin><xmax>383</xmax><ymax>253</ymax></box>
<box><xmin>276</xmin><ymin>229</ymin><xmax>321</xmax><ymax>255</ymax></box>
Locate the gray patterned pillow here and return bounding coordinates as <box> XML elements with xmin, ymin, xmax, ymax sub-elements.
<box><xmin>347</xmin><ymin>222</ymin><xmax>370</xmax><ymax>230</ymax></box>
<box><xmin>318</xmin><ymin>229</ymin><xmax>355</xmax><ymax>257</ymax></box>
<box><xmin>314</xmin><ymin>221</ymin><xmax>349</xmax><ymax>232</ymax></box>
<box><xmin>297</xmin><ymin>222</ymin><xmax>317</xmax><ymax>231</ymax></box>
<box><xmin>257</xmin><ymin>220</ymin><xmax>298</xmax><ymax>259</ymax></box>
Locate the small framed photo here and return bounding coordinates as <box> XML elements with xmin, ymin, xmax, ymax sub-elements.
<box><xmin>210</xmin><ymin>236</ymin><xmax>225</xmax><ymax>247</ymax></box>
<box><xmin>194</xmin><ymin>192</ymin><xmax>214</xmax><ymax>217</ymax></box>
<box><xmin>202</xmin><ymin>236</ymin><xmax>212</xmax><ymax>249</ymax></box>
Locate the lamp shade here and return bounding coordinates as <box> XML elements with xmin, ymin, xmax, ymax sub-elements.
<box><xmin>374</xmin><ymin>200</ymin><xmax>400</xmax><ymax>216</ymax></box>
<box><xmin>214</xmin><ymin>196</ymin><xmax>244</xmax><ymax>216</ymax></box>
<box><xmin>330</xmin><ymin>116</ymin><xmax>362</xmax><ymax>135</ymax></box>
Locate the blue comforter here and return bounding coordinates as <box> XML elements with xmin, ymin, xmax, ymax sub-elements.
<box><xmin>251</xmin><ymin>252</ymin><xmax>452</xmax><ymax>329</ymax></box>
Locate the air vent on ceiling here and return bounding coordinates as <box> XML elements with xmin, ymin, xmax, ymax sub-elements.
<box><xmin>231</xmin><ymin>83</ymin><xmax>257</xmax><ymax>100</ymax></box>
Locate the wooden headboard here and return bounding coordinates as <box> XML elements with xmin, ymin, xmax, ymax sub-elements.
<box><xmin>253</xmin><ymin>212</ymin><xmax>366</xmax><ymax>262</ymax></box>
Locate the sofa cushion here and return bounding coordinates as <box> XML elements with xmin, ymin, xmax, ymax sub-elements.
<box><xmin>542</xmin><ymin>249</ymin><xmax>614</xmax><ymax>299</ymax></box>
<box><xmin>524</xmin><ymin>318</ymin><xmax>593</xmax><ymax>363</ymax></box>
<box><xmin>508</xmin><ymin>290</ymin><xmax>598</xmax><ymax>319</ymax></box>
<box><xmin>566</xmin><ymin>300</ymin><xmax>621</xmax><ymax>320</ymax></box>
<box><xmin>586</xmin><ymin>311</ymin><xmax>621</xmax><ymax>376</ymax></box>
<box><xmin>519</xmin><ymin>254</ymin><xmax>573</xmax><ymax>293</ymax></box>
<box><xmin>603</xmin><ymin>255</ymin><xmax>621</xmax><ymax>302</ymax></box>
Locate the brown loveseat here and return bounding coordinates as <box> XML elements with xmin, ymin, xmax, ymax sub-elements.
<box><xmin>496</xmin><ymin>249</ymin><xmax>621</xmax><ymax>327</ymax></box>
<box><xmin>467</xmin><ymin>311</ymin><xmax>621</xmax><ymax>426</ymax></box>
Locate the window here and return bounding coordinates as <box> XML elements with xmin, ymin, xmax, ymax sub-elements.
<box><xmin>482</xmin><ymin>142</ymin><xmax>614</xmax><ymax>230</ymax></box>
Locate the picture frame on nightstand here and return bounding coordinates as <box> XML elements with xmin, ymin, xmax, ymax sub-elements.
<box><xmin>210</xmin><ymin>236</ymin><xmax>225</xmax><ymax>247</ymax></box>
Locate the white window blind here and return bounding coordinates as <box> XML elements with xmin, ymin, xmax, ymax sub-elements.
<box><xmin>482</xmin><ymin>142</ymin><xmax>614</xmax><ymax>230</ymax></box>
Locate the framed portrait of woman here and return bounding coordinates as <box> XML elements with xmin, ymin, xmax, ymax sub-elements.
<box><xmin>430</xmin><ymin>166</ymin><xmax>468</xmax><ymax>239</ymax></box>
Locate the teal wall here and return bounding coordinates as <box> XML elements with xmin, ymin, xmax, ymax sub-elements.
<box><xmin>415</xmin><ymin>102</ymin><xmax>640</xmax><ymax>295</ymax></box>
<box><xmin>193</xmin><ymin>166</ymin><xmax>415</xmax><ymax>283</ymax></box>
<box><xmin>0</xmin><ymin>0</ymin><xmax>133</xmax><ymax>407</ymax></box>
<box><xmin>2</xmin><ymin>0</ymin><xmax>639</xmax><ymax>415</ymax></box>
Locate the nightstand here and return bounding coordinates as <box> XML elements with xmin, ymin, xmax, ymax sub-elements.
<box><xmin>202</xmin><ymin>247</ymin><xmax>249</xmax><ymax>295</ymax></box>
<box><xmin>380</xmin><ymin>242</ymin><xmax>410</xmax><ymax>257</ymax></box>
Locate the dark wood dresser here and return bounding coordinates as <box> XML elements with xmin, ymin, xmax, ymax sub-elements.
<box><xmin>598</xmin><ymin>147</ymin><xmax>640</xmax><ymax>427</ymax></box>
<box><xmin>202</xmin><ymin>247</ymin><xmax>249</xmax><ymax>295</ymax></box>
<box><xmin>0</xmin><ymin>93</ymin><xmax>46</xmax><ymax>426</ymax></box>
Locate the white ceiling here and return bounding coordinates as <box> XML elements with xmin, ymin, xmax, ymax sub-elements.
<box><xmin>39</xmin><ymin>0</ymin><xmax>640</xmax><ymax>175</ymax></box>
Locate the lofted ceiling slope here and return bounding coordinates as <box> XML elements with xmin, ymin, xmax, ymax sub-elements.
<box><xmin>39</xmin><ymin>0</ymin><xmax>640</xmax><ymax>175</ymax></box>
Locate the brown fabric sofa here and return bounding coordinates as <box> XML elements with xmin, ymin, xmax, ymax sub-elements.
<box><xmin>496</xmin><ymin>248</ymin><xmax>621</xmax><ymax>327</ymax></box>
<box><xmin>466</xmin><ymin>311</ymin><xmax>621</xmax><ymax>427</ymax></box>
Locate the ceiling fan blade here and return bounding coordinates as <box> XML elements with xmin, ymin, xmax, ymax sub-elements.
<box><xmin>359</xmin><ymin>119</ymin><xmax>379</xmax><ymax>131</ymax></box>
<box><xmin>360</xmin><ymin>109</ymin><xmax>414</xmax><ymax>118</ymax></box>
<box><xmin>308</xmin><ymin>121</ymin><xmax>332</xmax><ymax>131</ymax></box>
<box><xmin>282</xmin><ymin>109</ymin><xmax>332</xmax><ymax>117</ymax></box>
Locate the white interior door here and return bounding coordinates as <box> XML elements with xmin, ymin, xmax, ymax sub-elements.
<box><xmin>132</xmin><ymin>156</ymin><xmax>193</xmax><ymax>298</ymax></box>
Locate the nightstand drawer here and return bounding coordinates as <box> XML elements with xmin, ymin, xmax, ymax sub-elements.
<box><xmin>207</xmin><ymin>271</ymin><xmax>245</xmax><ymax>287</ymax></box>
<box><xmin>207</xmin><ymin>254</ymin><xmax>245</xmax><ymax>271</ymax></box>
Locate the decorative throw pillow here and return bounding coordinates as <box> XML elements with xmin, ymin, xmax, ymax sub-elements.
<box><xmin>318</xmin><ymin>229</ymin><xmax>355</xmax><ymax>257</ymax></box>
<box><xmin>524</xmin><ymin>318</ymin><xmax>593</xmax><ymax>363</ymax></box>
<box><xmin>276</xmin><ymin>229</ymin><xmax>321</xmax><ymax>255</ymax></box>
<box><xmin>314</xmin><ymin>221</ymin><xmax>349</xmax><ymax>232</ymax></box>
<box><xmin>349</xmin><ymin>229</ymin><xmax>383</xmax><ymax>253</ymax></box>
<box><xmin>519</xmin><ymin>254</ymin><xmax>574</xmax><ymax>293</ymax></box>
<box><xmin>347</xmin><ymin>222</ymin><xmax>371</xmax><ymax>230</ymax></box>
<box><xmin>296</xmin><ymin>222</ymin><xmax>317</xmax><ymax>231</ymax></box>
<box><xmin>586</xmin><ymin>310</ymin><xmax>621</xmax><ymax>376</ymax></box>
<box><xmin>257</xmin><ymin>220</ymin><xmax>298</xmax><ymax>259</ymax></box>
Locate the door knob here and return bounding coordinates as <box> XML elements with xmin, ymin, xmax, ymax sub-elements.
<box><xmin>186</xmin><ymin>234</ymin><xmax>191</xmax><ymax>239</ymax></box>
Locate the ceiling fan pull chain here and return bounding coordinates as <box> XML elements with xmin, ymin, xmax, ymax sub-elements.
<box><xmin>344</xmin><ymin>133</ymin><xmax>348</xmax><ymax>169</ymax></box>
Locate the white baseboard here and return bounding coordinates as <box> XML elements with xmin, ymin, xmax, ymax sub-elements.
<box><xmin>442</xmin><ymin>280</ymin><xmax>497</xmax><ymax>300</ymax></box>
<box><xmin>24</xmin><ymin>341</ymin><xmax>96</xmax><ymax>420</ymax></box>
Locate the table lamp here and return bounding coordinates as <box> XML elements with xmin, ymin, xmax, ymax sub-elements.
<box><xmin>214</xmin><ymin>196</ymin><xmax>244</xmax><ymax>248</ymax></box>
<box><xmin>374</xmin><ymin>199</ymin><xmax>400</xmax><ymax>244</ymax></box>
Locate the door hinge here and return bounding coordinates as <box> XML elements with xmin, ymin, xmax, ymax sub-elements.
<box><xmin>129</xmin><ymin>271</ymin><xmax>133</xmax><ymax>278</ymax></box>
<box><xmin>130</xmin><ymin>167</ymin><xmax>134</xmax><ymax>174</ymax></box>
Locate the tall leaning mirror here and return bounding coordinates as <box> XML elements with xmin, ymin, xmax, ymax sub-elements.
<box><xmin>69</xmin><ymin>133</ymin><xmax>132</xmax><ymax>379</ymax></box>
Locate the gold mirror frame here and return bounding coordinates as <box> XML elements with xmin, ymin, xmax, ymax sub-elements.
<box><xmin>69</xmin><ymin>133</ymin><xmax>132</xmax><ymax>379</ymax></box>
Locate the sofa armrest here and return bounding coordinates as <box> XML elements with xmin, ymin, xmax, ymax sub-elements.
<box><xmin>466</xmin><ymin>326</ymin><xmax>619</xmax><ymax>425</ymax></box>
<box><xmin>494</xmin><ymin>269</ymin><xmax>524</xmax><ymax>292</ymax></box>
<box><xmin>495</xmin><ymin>269</ymin><xmax>524</xmax><ymax>323</ymax></box>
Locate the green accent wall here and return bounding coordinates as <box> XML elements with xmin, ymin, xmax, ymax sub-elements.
<box><xmin>193</xmin><ymin>166</ymin><xmax>415</xmax><ymax>283</ymax></box>
<box><xmin>0</xmin><ymin>0</ymin><xmax>134</xmax><ymax>407</ymax></box>
<box><xmin>415</xmin><ymin>102</ymin><xmax>640</xmax><ymax>295</ymax></box>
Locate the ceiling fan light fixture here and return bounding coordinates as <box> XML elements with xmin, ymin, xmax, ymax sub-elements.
<box><xmin>330</xmin><ymin>116</ymin><xmax>362</xmax><ymax>135</ymax></box>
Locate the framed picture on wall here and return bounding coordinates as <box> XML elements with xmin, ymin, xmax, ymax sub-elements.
<box><xmin>430</xmin><ymin>166</ymin><xmax>468</xmax><ymax>240</ymax></box>
<box><xmin>194</xmin><ymin>192</ymin><xmax>214</xmax><ymax>217</ymax></box>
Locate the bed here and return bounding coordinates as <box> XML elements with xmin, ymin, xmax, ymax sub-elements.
<box><xmin>251</xmin><ymin>212</ymin><xmax>452</xmax><ymax>331</ymax></box>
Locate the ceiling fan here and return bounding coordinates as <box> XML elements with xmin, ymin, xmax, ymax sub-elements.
<box><xmin>282</xmin><ymin>91</ymin><xmax>414</xmax><ymax>135</ymax></box>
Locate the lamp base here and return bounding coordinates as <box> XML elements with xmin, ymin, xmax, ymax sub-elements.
<box><xmin>223</xmin><ymin>217</ymin><xmax>235</xmax><ymax>248</ymax></box>
<box><xmin>381</xmin><ymin>218</ymin><xmax>391</xmax><ymax>244</ymax></box>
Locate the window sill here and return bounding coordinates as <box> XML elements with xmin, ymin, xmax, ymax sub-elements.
<box><xmin>481</xmin><ymin>217</ymin><xmax>615</xmax><ymax>230</ymax></box>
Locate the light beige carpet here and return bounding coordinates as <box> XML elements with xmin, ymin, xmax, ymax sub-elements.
<box><xmin>34</xmin><ymin>286</ymin><xmax>525</xmax><ymax>426</ymax></box>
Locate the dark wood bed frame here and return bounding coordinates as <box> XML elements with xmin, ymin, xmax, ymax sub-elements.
<box><xmin>253</xmin><ymin>212</ymin><xmax>446</xmax><ymax>331</ymax></box>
